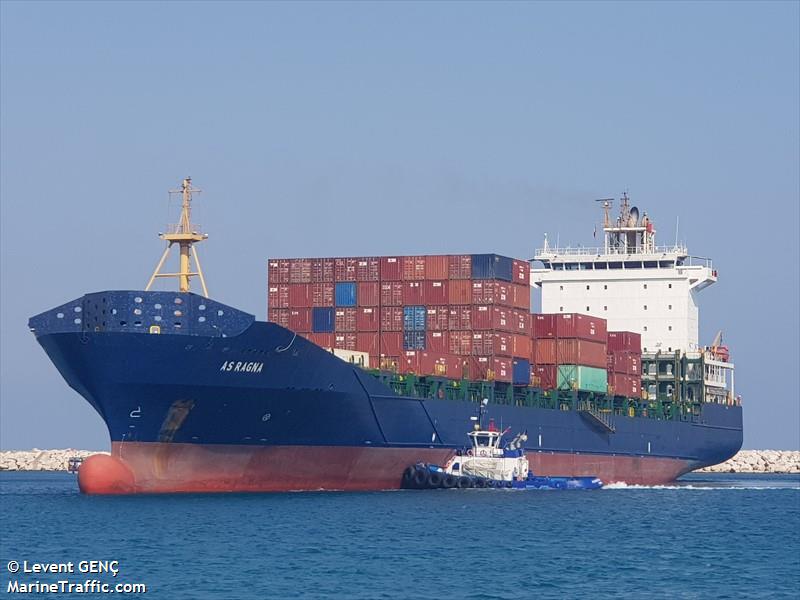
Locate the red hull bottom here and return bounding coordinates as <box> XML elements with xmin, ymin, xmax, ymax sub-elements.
<box><xmin>78</xmin><ymin>442</ymin><xmax>696</xmax><ymax>494</ymax></box>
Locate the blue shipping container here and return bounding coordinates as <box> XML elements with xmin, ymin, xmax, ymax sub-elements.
<box><xmin>512</xmin><ymin>358</ymin><xmax>531</xmax><ymax>385</ymax></box>
<box><xmin>335</xmin><ymin>282</ymin><xmax>357</xmax><ymax>307</ymax></box>
<box><xmin>403</xmin><ymin>331</ymin><xmax>426</xmax><ymax>350</ymax></box>
<box><xmin>403</xmin><ymin>306</ymin><xmax>426</xmax><ymax>331</ymax></box>
<box><xmin>312</xmin><ymin>307</ymin><xmax>335</xmax><ymax>332</ymax></box>
<box><xmin>471</xmin><ymin>254</ymin><xmax>514</xmax><ymax>282</ymax></box>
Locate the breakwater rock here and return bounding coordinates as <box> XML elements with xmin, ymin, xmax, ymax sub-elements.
<box><xmin>697</xmin><ymin>450</ymin><xmax>800</xmax><ymax>474</ymax></box>
<box><xmin>0</xmin><ymin>449</ymin><xmax>109</xmax><ymax>471</ymax></box>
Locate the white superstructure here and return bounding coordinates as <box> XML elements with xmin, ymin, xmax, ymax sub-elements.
<box><xmin>532</xmin><ymin>195</ymin><xmax>716</xmax><ymax>354</ymax></box>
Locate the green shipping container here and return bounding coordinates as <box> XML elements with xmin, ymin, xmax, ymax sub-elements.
<box><xmin>557</xmin><ymin>365</ymin><xmax>608</xmax><ymax>393</ymax></box>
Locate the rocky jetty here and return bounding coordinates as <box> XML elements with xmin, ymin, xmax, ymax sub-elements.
<box><xmin>697</xmin><ymin>450</ymin><xmax>800</xmax><ymax>474</ymax></box>
<box><xmin>1</xmin><ymin>448</ymin><xmax>798</xmax><ymax>473</ymax></box>
<box><xmin>0</xmin><ymin>449</ymin><xmax>109</xmax><ymax>471</ymax></box>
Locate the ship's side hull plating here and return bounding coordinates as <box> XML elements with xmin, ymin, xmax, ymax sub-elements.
<box><xmin>33</xmin><ymin>314</ymin><xmax>742</xmax><ymax>494</ymax></box>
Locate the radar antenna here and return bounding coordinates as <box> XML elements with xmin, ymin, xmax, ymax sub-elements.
<box><xmin>145</xmin><ymin>177</ymin><xmax>210</xmax><ymax>296</ymax></box>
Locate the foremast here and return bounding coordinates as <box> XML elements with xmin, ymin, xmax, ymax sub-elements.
<box><xmin>145</xmin><ymin>177</ymin><xmax>209</xmax><ymax>296</ymax></box>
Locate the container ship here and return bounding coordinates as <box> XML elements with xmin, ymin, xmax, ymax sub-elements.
<box><xmin>28</xmin><ymin>180</ymin><xmax>742</xmax><ymax>494</ymax></box>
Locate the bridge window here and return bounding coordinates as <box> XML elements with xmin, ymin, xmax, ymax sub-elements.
<box><xmin>595</xmin><ymin>262</ymin><xmax>608</xmax><ymax>270</ymax></box>
<box><xmin>644</xmin><ymin>261</ymin><xmax>657</xmax><ymax>269</ymax></box>
<box><xmin>624</xmin><ymin>261</ymin><xmax>642</xmax><ymax>269</ymax></box>
<box><xmin>660</xmin><ymin>261</ymin><xmax>674</xmax><ymax>268</ymax></box>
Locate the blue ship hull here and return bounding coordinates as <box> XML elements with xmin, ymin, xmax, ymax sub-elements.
<box><xmin>29</xmin><ymin>291</ymin><xmax>743</xmax><ymax>493</ymax></box>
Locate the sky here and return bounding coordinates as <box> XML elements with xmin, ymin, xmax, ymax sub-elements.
<box><xmin>1</xmin><ymin>1</ymin><xmax>798</xmax><ymax>450</ymax></box>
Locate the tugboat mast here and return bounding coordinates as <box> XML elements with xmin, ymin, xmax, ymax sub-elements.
<box><xmin>145</xmin><ymin>177</ymin><xmax>209</xmax><ymax>296</ymax></box>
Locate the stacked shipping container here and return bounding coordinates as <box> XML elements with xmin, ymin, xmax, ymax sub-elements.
<box><xmin>530</xmin><ymin>313</ymin><xmax>609</xmax><ymax>393</ymax></box>
<box><xmin>268</xmin><ymin>255</ymin><xmax>531</xmax><ymax>383</ymax></box>
<box><xmin>606</xmin><ymin>331</ymin><xmax>642</xmax><ymax>397</ymax></box>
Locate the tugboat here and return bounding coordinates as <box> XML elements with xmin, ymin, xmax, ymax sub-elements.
<box><xmin>402</xmin><ymin>402</ymin><xmax>603</xmax><ymax>490</ymax></box>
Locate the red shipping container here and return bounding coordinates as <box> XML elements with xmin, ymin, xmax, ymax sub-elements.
<box><xmin>511</xmin><ymin>334</ymin><xmax>531</xmax><ymax>359</ymax></box>
<box><xmin>558</xmin><ymin>339</ymin><xmax>607</xmax><ymax>368</ymax></box>
<box><xmin>448</xmin><ymin>254</ymin><xmax>472</xmax><ymax>279</ymax></box>
<box><xmin>511</xmin><ymin>310</ymin><xmax>530</xmax><ymax>335</ymax></box>
<box><xmin>356</xmin><ymin>307</ymin><xmax>379</xmax><ymax>332</ymax></box>
<box><xmin>398</xmin><ymin>350</ymin><xmax>419</xmax><ymax>374</ymax></box>
<box><xmin>467</xmin><ymin>356</ymin><xmax>489</xmax><ymax>380</ymax></box>
<box><xmin>423</xmin><ymin>280</ymin><xmax>448</xmax><ymax>304</ymax></box>
<box><xmin>416</xmin><ymin>352</ymin><xmax>466</xmax><ymax>379</ymax></box>
<box><xmin>426</xmin><ymin>306</ymin><xmax>449</xmax><ymax>331</ymax></box>
<box><xmin>356</xmin><ymin>332</ymin><xmax>379</xmax><ymax>355</ymax></box>
<box><xmin>289</xmin><ymin>258</ymin><xmax>312</xmax><ymax>283</ymax></box>
<box><xmin>426</xmin><ymin>331</ymin><xmax>449</xmax><ymax>353</ymax></box>
<box><xmin>607</xmin><ymin>351</ymin><xmax>642</xmax><ymax>375</ymax></box>
<box><xmin>355</xmin><ymin>257</ymin><xmax>380</xmax><ymax>281</ymax></box>
<box><xmin>472</xmin><ymin>306</ymin><xmax>513</xmax><ymax>333</ymax></box>
<box><xmin>380</xmin><ymin>307</ymin><xmax>404</xmax><ymax>331</ymax></box>
<box><xmin>471</xmin><ymin>281</ymin><xmax>511</xmax><ymax>306</ymax></box>
<box><xmin>471</xmin><ymin>331</ymin><xmax>493</xmax><ymax>356</ymax></box>
<box><xmin>311</xmin><ymin>282</ymin><xmax>334</xmax><ymax>307</ymax></box>
<box><xmin>556</xmin><ymin>313</ymin><xmax>608</xmax><ymax>342</ymax></box>
<box><xmin>425</xmin><ymin>255</ymin><xmax>449</xmax><ymax>280</ymax></box>
<box><xmin>357</xmin><ymin>282</ymin><xmax>380</xmax><ymax>307</ymax></box>
<box><xmin>609</xmin><ymin>373</ymin><xmax>639</xmax><ymax>397</ymax></box>
<box><xmin>608</xmin><ymin>331</ymin><xmax>642</xmax><ymax>353</ymax></box>
<box><xmin>311</xmin><ymin>258</ymin><xmax>335</xmax><ymax>283</ymax></box>
<box><xmin>288</xmin><ymin>308</ymin><xmax>311</xmax><ymax>332</ymax></box>
<box><xmin>448</xmin><ymin>306</ymin><xmax>472</xmax><ymax>331</ymax></box>
<box><xmin>402</xmin><ymin>281</ymin><xmax>424</xmax><ymax>305</ymax></box>
<box><xmin>449</xmin><ymin>331</ymin><xmax>473</xmax><ymax>355</ymax></box>
<box><xmin>268</xmin><ymin>284</ymin><xmax>290</xmax><ymax>309</ymax></box>
<box><xmin>511</xmin><ymin>284</ymin><xmax>531</xmax><ymax>311</ymax></box>
<box><xmin>268</xmin><ymin>259</ymin><xmax>290</xmax><ymax>284</ymax></box>
<box><xmin>380</xmin><ymin>282</ymin><xmax>403</xmax><ymax>306</ymax></box>
<box><xmin>534</xmin><ymin>338</ymin><xmax>557</xmax><ymax>364</ymax></box>
<box><xmin>268</xmin><ymin>308</ymin><xmax>290</xmax><ymax>328</ymax></box>
<box><xmin>334</xmin><ymin>257</ymin><xmax>358</xmax><ymax>282</ymax></box>
<box><xmin>380</xmin><ymin>332</ymin><xmax>403</xmax><ymax>356</ymax></box>
<box><xmin>512</xmin><ymin>259</ymin><xmax>530</xmax><ymax>286</ymax></box>
<box><xmin>489</xmin><ymin>357</ymin><xmax>512</xmax><ymax>383</ymax></box>
<box><xmin>334</xmin><ymin>308</ymin><xmax>357</xmax><ymax>332</ymax></box>
<box><xmin>448</xmin><ymin>280</ymin><xmax>472</xmax><ymax>305</ymax></box>
<box><xmin>380</xmin><ymin>256</ymin><xmax>402</xmax><ymax>280</ymax></box>
<box><xmin>334</xmin><ymin>333</ymin><xmax>357</xmax><ymax>351</ymax></box>
<box><xmin>306</xmin><ymin>332</ymin><xmax>333</xmax><ymax>348</ymax></box>
<box><xmin>532</xmin><ymin>313</ymin><xmax>557</xmax><ymax>339</ymax></box>
<box><xmin>402</xmin><ymin>256</ymin><xmax>426</xmax><ymax>280</ymax></box>
<box><xmin>531</xmin><ymin>364</ymin><xmax>557</xmax><ymax>390</ymax></box>
<box><xmin>289</xmin><ymin>283</ymin><xmax>313</xmax><ymax>308</ymax></box>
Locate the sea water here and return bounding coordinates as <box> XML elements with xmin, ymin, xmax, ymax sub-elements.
<box><xmin>1</xmin><ymin>472</ymin><xmax>798</xmax><ymax>599</ymax></box>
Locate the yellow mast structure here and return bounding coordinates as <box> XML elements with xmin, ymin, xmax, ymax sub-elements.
<box><xmin>145</xmin><ymin>177</ymin><xmax>209</xmax><ymax>296</ymax></box>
